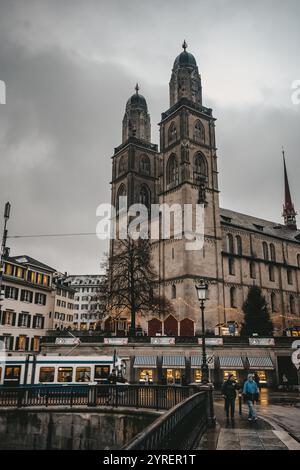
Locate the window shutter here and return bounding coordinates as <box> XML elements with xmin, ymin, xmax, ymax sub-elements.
<box><xmin>14</xmin><ymin>288</ymin><xmax>19</xmax><ymax>300</ymax></box>
<box><xmin>0</xmin><ymin>310</ymin><xmax>2</xmax><ymax>323</ymax></box>
<box><xmin>15</xmin><ymin>337</ymin><xmax>19</xmax><ymax>350</ymax></box>
<box><xmin>1</xmin><ymin>312</ymin><xmax>5</xmax><ymax>325</ymax></box>
<box><xmin>18</xmin><ymin>314</ymin><xmax>22</xmax><ymax>327</ymax></box>
<box><xmin>41</xmin><ymin>316</ymin><xmax>45</xmax><ymax>329</ymax></box>
<box><xmin>30</xmin><ymin>338</ymin><xmax>34</xmax><ymax>351</ymax></box>
<box><xmin>5</xmin><ymin>286</ymin><xmax>9</xmax><ymax>298</ymax></box>
<box><xmin>20</xmin><ymin>290</ymin><xmax>25</xmax><ymax>301</ymax></box>
<box><xmin>9</xmin><ymin>336</ymin><xmax>14</xmax><ymax>350</ymax></box>
<box><xmin>25</xmin><ymin>337</ymin><xmax>29</xmax><ymax>351</ymax></box>
<box><xmin>32</xmin><ymin>316</ymin><xmax>37</xmax><ymax>328</ymax></box>
<box><xmin>34</xmin><ymin>293</ymin><xmax>38</xmax><ymax>304</ymax></box>
<box><xmin>27</xmin><ymin>315</ymin><xmax>31</xmax><ymax>328</ymax></box>
<box><xmin>12</xmin><ymin>312</ymin><xmax>16</xmax><ymax>326</ymax></box>
<box><xmin>30</xmin><ymin>291</ymin><xmax>33</xmax><ymax>303</ymax></box>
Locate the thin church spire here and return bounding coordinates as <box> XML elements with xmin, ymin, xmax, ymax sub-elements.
<box><xmin>282</xmin><ymin>148</ymin><xmax>297</xmax><ymax>230</ymax></box>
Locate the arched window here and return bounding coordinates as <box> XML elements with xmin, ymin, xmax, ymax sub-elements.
<box><xmin>250</xmin><ymin>260</ymin><xmax>256</xmax><ymax>279</ymax></box>
<box><xmin>171</xmin><ymin>284</ymin><xmax>176</xmax><ymax>299</ymax></box>
<box><xmin>118</xmin><ymin>155</ymin><xmax>127</xmax><ymax>175</ymax></box>
<box><xmin>166</xmin><ymin>154</ymin><xmax>178</xmax><ymax>186</ymax></box>
<box><xmin>194</xmin><ymin>153</ymin><xmax>208</xmax><ymax>182</ymax></box>
<box><xmin>263</xmin><ymin>242</ymin><xmax>269</xmax><ymax>261</ymax></box>
<box><xmin>230</xmin><ymin>287</ymin><xmax>237</xmax><ymax>308</ymax></box>
<box><xmin>236</xmin><ymin>235</ymin><xmax>242</xmax><ymax>255</ymax></box>
<box><xmin>140</xmin><ymin>154</ymin><xmax>150</xmax><ymax>175</ymax></box>
<box><xmin>168</xmin><ymin>122</ymin><xmax>177</xmax><ymax>144</ymax></box>
<box><xmin>194</xmin><ymin>120</ymin><xmax>205</xmax><ymax>143</ymax></box>
<box><xmin>116</xmin><ymin>184</ymin><xmax>126</xmax><ymax>212</ymax></box>
<box><xmin>229</xmin><ymin>258</ymin><xmax>235</xmax><ymax>275</ymax></box>
<box><xmin>139</xmin><ymin>185</ymin><xmax>150</xmax><ymax>209</ymax></box>
<box><xmin>226</xmin><ymin>233</ymin><xmax>234</xmax><ymax>254</ymax></box>
<box><xmin>270</xmin><ymin>243</ymin><xmax>276</xmax><ymax>262</ymax></box>
<box><xmin>271</xmin><ymin>292</ymin><xmax>277</xmax><ymax>313</ymax></box>
<box><xmin>287</xmin><ymin>269</ymin><xmax>293</xmax><ymax>285</ymax></box>
<box><xmin>269</xmin><ymin>265</ymin><xmax>275</xmax><ymax>282</ymax></box>
<box><xmin>297</xmin><ymin>254</ymin><xmax>300</xmax><ymax>268</ymax></box>
<box><xmin>290</xmin><ymin>295</ymin><xmax>296</xmax><ymax>315</ymax></box>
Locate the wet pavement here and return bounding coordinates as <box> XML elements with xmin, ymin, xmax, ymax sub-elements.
<box><xmin>197</xmin><ymin>389</ymin><xmax>300</xmax><ymax>450</ymax></box>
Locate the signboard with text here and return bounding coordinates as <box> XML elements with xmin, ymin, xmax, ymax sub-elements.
<box><xmin>55</xmin><ymin>338</ymin><xmax>80</xmax><ymax>346</ymax></box>
<box><xmin>151</xmin><ymin>337</ymin><xmax>175</xmax><ymax>345</ymax></box>
<box><xmin>198</xmin><ymin>338</ymin><xmax>223</xmax><ymax>346</ymax></box>
<box><xmin>103</xmin><ymin>338</ymin><xmax>128</xmax><ymax>345</ymax></box>
<box><xmin>249</xmin><ymin>338</ymin><xmax>275</xmax><ymax>346</ymax></box>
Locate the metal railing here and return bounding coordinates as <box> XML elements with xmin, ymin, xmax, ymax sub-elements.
<box><xmin>123</xmin><ymin>390</ymin><xmax>209</xmax><ymax>450</ymax></box>
<box><xmin>0</xmin><ymin>384</ymin><xmax>198</xmax><ymax>410</ymax></box>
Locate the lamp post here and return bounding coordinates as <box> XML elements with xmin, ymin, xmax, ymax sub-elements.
<box><xmin>195</xmin><ymin>281</ymin><xmax>209</xmax><ymax>384</ymax></box>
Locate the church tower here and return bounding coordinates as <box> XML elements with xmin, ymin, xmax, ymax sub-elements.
<box><xmin>282</xmin><ymin>149</ymin><xmax>297</xmax><ymax>230</ymax></box>
<box><xmin>153</xmin><ymin>42</ymin><xmax>224</xmax><ymax>334</ymax></box>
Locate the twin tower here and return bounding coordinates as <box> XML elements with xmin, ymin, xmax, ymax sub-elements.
<box><xmin>110</xmin><ymin>42</ymin><xmax>222</xmax><ymax>333</ymax></box>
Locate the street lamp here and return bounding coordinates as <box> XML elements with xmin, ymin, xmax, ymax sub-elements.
<box><xmin>195</xmin><ymin>281</ymin><xmax>209</xmax><ymax>384</ymax></box>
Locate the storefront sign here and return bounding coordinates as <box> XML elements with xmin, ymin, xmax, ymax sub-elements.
<box><xmin>292</xmin><ymin>349</ymin><xmax>300</xmax><ymax>370</ymax></box>
<box><xmin>55</xmin><ymin>338</ymin><xmax>80</xmax><ymax>345</ymax></box>
<box><xmin>249</xmin><ymin>338</ymin><xmax>275</xmax><ymax>346</ymax></box>
<box><xmin>198</xmin><ymin>338</ymin><xmax>223</xmax><ymax>346</ymax></box>
<box><xmin>103</xmin><ymin>338</ymin><xmax>128</xmax><ymax>345</ymax></box>
<box><xmin>151</xmin><ymin>337</ymin><xmax>175</xmax><ymax>345</ymax></box>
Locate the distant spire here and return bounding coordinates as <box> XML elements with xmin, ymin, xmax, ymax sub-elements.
<box><xmin>135</xmin><ymin>83</ymin><xmax>139</xmax><ymax>94</ymax></box>
<box><xmin>282</xmin><ymin>148</ymin><xmax>297</xmax><ymax>230</ymax></box>
<box><xmin>182</xmin><ymin>39</ymin><xmax>188</xmax><ymax>51</ymax></box>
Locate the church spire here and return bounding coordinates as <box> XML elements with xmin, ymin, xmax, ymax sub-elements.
<box><xmin>282</xmin><ymin>148</ymin><xmax>297</xmax><ymax>230</ymax></box>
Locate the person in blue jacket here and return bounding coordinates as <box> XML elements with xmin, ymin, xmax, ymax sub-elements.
<box><xmin>243</xmin><ymin>373</ymin><xmax>259</xmax><ymax>421</ymax></box>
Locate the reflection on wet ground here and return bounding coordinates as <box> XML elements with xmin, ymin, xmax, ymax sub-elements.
<box><xmin>215</xmin><ymin>388</ymin><xmax>300</xmax><ymax>407</ymax></box>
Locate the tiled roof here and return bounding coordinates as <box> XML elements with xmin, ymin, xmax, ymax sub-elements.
<box><xmin>6</xmin><ymin>255</ymin><xmax>56</xmax><ymax>272</ymax></box>
<box><xmin>220</xmin><ymin>208</ymin><xmax>300</xmax><ymax>243</ymax></box>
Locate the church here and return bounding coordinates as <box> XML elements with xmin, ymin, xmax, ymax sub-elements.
<box><xmin>109</xmin><ymin>42</ymin><xmax>300</xmax><ymax>337</ymax></box>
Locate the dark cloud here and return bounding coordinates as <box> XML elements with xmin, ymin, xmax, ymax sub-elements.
<box><xmin>0</xmin><ymin>0</ymin><xmax>299</xmax><ymax>273</ymax></box>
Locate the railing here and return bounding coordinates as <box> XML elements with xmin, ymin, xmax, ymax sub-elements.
<box><xmin>123</xmin><ymin>391</ymin><xmax>209</xmax><ymax>450</ymax></box>
<box><xmin>0</xmin><ymin>384</ymin><xmax>198</xmax><ymax>410</ymax></box>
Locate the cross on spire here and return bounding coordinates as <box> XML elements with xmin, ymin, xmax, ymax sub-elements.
<box><xmin>135</xmin><ymin>83</ymin><xmax>140</xmax><ymax>94</ymax></box>
<box><xmin>182</xmin><ymin>39</ymin><xmax>188</xmax><ymax>51</ymax></box>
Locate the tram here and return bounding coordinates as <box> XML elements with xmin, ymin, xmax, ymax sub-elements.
<box><xmin>0</xmin><ymin>354</ymin><xmax>126</xmax><ymax>386</ymax></box>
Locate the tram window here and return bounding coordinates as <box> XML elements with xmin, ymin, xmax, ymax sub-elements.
<box><xmin>4</xmin><ymin>366</ymin><xmax>21</xmax><ymax>380</ymax></box>
<box><xmin>223</xmin><ymin>370</ymin><xmax>238</xmax><ymax>381</ymax></box>
<box><xmin>57</xmin><ymin>367</ymin><xmax>73</xmax><ymax>382</ymax></box>
<box><xmin>76</xmin><ymin>367</ymin><xmax>91</xmax><ymax>382</ymax></box>
<box><xmin>39</xmin><ymin>367</ymin><xmax>55</xmax><ymax>382</ymax></box>
<box><xmin>139</xmin><ymin>369</ymin><xmax>153</xmax><ymax>382</ymax></box>
<box><xmin>94</xmin><ymin>366</ymin><xmax>110</xmax><ymax>379</ymax></box>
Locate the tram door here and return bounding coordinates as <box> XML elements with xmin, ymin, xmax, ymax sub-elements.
<box><xmin>4</xmin><ymin>365</ymin><xmax>21</xmax><ymax>386</ymax></box>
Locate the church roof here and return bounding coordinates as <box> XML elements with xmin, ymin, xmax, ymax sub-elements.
<box><xmin>173</xmin><ymin>50</ymin><xmax>198</xmax><ymax>70</ymax></box>
<box><xmin>220</xmin><ymin>208</ymin><xmax>300</xmax><ymax>244</ymax></box>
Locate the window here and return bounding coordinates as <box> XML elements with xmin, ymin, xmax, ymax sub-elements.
<box><xmin>250</xmin><ymin>261</ymin><xmax>256</xmax><ymax>279</ymax></box>
<box><xmin>20</xmin><ymin>290</ymin><xmax>33</xmax><ymax>303</ymax></box>
<box><xmin>4</xmin><ymin>263</ymin><xmax>13</xmax><ymax>275</ymax></box>
<box><xmin>116</xmin><ymin>184</ymin><xmax>127</xmax><ymax>212</ymax></box>
<box><xmin>37</xmin><ymin>273</ymin><xmax>43</xmax><ymax>284</ymax></box>
<box><xmin>171</xmin><ymin>284</ymin><xmax>176</xmax><ymax>299</ymax></box>
<box><xmin>172</xmin><ymin>247</ymin><xmax>175</xmax><ymax>260</ymax></box>
<box><xmin>270</xmin><ymin>243</ymin><xmax>276</xmax><ymax>262</ymax></box>
<box><xmin>57</xmin><ymin>367</ymin><xmax>73</xmax><ymax>382</ymax></box>
<box><xmin>194</xmin><ymin>120</ymin><xmax>205</xmax><ymax>143</ymax></box>
<box><xmin>94</xmin><ymin>366</ymin><xmax>110</xmax><ymax>379</ymax></box>
<box><xmin>223</xmin><ymin>370</ymin><xmax>238</xmax><ymax>381</ymax></box>
<box><xmin>269</xmin><ymin>265</ymin><xmax>275</xmax><ymax>282</ymax></box>
<box><xmin>140</xmin><ymin>154</ymin><xmax>150</xmax><ymax>174</ymax></box>
<box><xmin>35</xmin><ymin>293</ymin><xmax>46</xmax><ymax>305</ymax></box>
<box><xmin>263</xmin><ymin>242</ymin><xmax>269</xmax><ymax>260</ymax></box>
<box><xmin>17</xmin><ymin>335</ymin><xmax>27</xmax><ymax>351</ymax></box>
<box><xmin>287</xmin><ymin>269</ymin><xmax>293</xmax><ymax>285</ymax></box>
<box><xmin>194</xmin><ymin>369</ymin><xmax>202</xmax><ymax>383</ymax></box>
<box><xmin>226</xmin><ymin>234</ymin><xmax>234</xmax><ymax>254</ymax></box>
<box><xmin>271</xmin><ymin>292</ymin><xmax>277</xmax><ymax>313</ymax></box>
<box><xmin>139</xmin><ymin>369</ymin><xmax>153</xmax><ymax>383</ymax></box>
<box><xmin>5</xmin><ymin>286</ymin><xmax>19</xmax><ymax>300</ymax></box>
<box><xmin>193</xmin><ymin>153</ymin><xmax>207</xmax><ymax>183</ymax></box>
<box><xmin>3</xmin><ymin>311</ymin><xmax>16</xmax><ymax>326</ymax></box>
<box><xmin>39</xmin><ymin>367</ymin><xmax>55</xmax><ymax>382</ymax></box>
<box><xmin>230</xmin><ymin>287</ymin><xmax>237</xmax><ymax>308</ymax></box>
<box><xmin>32</xmin><ymin>337</ymin><xmax>40</xmax><ymax>352</ymax></box>
<box><xmin>118</xmin><ymin>155</ymin><xmax>127</xmax><ymax>174</ymax></box>
<box><xmin>166</xmin><ymin>154</ymin><xmax>178</xmax><ymax>186</ymax></box>
<box><xmin>16</xmin><ymin>267</ymin><xmax>24</xmax><ymax>279</ymax></box>
<box><xmin>297</xmin><ymin>254</ymin><xmax>300</xmax><ymax>268</ymax></box>
<box><xmin>139</xmin><ymin>185</ymin><xmax>150</xmax><ymax>209</ymax></box>
<box><xmin>76</xmin><ymin>367</ymin><xmax>91</xmax><ymax>382</ymax></box>
<box><xmin>228</xmin><ymin>258</ymin><xmax>235</xmax><ymax>275</ymax></box>
<box><xmin>33</xmin><ymin>315</ymin><xmax>44</xmax><ymax>329</ymax></box>
<box><xmin>290</xmin><ymin>295</ymin><xmax>296</xmax><ymax>315</ymax></box>
<box><xmin>168</xmin><ymin>122</ymin><xmax>177</xmax><ymax>144</ymax></box>
<box><xmin>18</xmin><ymin>313</ymin><xmax>30</xmax><ymax>327</ymax></box>
<box><xmin>28</xmin><ymin>270</ymin><xmax>35</xmax><ymax>283</ymax></box>
<box><xmin>236</xmin><ymin>236</ymin><xmax>242</xmax><ymax>255</ymax></box>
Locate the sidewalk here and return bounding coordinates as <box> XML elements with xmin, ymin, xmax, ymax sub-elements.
<box><xmin>197</xmin><ymin>401</ymin><xmax>300</xmax><ymax>450</ymax></box>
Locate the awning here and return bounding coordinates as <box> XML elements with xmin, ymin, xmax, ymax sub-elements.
<box><xmin>190</xmin><ymin>355</ymin><xmax>214</xmax><ymax>369</ymax></box>
<box><xmin>162</xmin><ymin>356</ymin><xmax>186</xmax><ymax>368</ymax></box>
<box><xmin>218</xmin><ymin>356</ymin><xmax>244</xmax><ymax>369</ymax></box>
<box><xmin>133</xmin><ymin>356</ymin><xmax>157</xmax><ymax>368</ymax></box>
<box><xmin>247</xmin><ymin>356</ymin><xmax>274</xmax><ymax>370</ymax></box>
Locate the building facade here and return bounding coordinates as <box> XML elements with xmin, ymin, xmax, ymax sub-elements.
<box><xmin>64</xmin><ymin>275</ymin><xmax>105</xmax><ymax>330</ymax></box>
<box><xmin>110</xmin><ymin>43</ymin><xmax>300</xmax><ymax>336</ymax></box>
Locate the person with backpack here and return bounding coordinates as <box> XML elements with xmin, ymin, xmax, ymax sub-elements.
<box><xmin>221</xmin><ymin>373</ymin><xmax>240</xmax><ymax>422</ymax></box>
<box><xmin>243</xmin><ymin>373</ymin><xmax>260</xmax><ymax>422</ymax></box>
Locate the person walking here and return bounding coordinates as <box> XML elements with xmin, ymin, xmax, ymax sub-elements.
<box><xmin>221</xmin><ymin>373</ymin><xmax>240</xmax><ymax>422</ymax></box>
<box><xmin>282</xmin><ymin>373</ymin><xmax>289</xmax><ymax>391</ymax></box>
<box><xmin>254</xmin><ymin>372</ymin><xmax>260</xmax><ymax>389</ymax></box>
<box><xmin>243</xmin><ymin>373</ymin><xmax>259</xmax><ymax>422</ymax></box>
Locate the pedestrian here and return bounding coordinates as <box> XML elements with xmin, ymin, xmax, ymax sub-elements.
<box><xmin>243</xmin><ymin>373</ymin><xmax>259</xmax><ymax>422</ymax></box>
<box><xmin>282</xmin><ymin>373</ymin><xmax>289</xmax><ymax>391</ymax></box>
<box><xmin>181</xmin><ymin>374</ymin><xmax>188</xmax><ymax>386</ymax></box>
<box><xmin>221</xmin><ymin>373</ymin><xmax>240</xmax><ymax>422</ymax></box>
<box><xmin>253</xmin><ymin>372</ymin><xmax>260</xmax><ymax>389</ymax></box>
<box><xmin>108</xmin><ymin>369</ymin><xmax>117</xmax><ymax>385</ymax></box>
<box><xmin>161</xmin><ymin>374</ymin><xmax>167</xmax><ymax>386</ymax></box>
<box><xmin>144</xmin><ymin>371</ymin><xmax>150</xmax><ymax>385</ymax></box>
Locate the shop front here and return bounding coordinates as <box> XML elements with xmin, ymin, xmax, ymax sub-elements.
<box><xmin>246</xmin><ymin>356</ymin><xmax>275</xmax><ymax>387</ymax></box>
<box><xmin>162</xmin><ymin>355</ymin><xmax>186</xmax><ymax>384</ymax></box>
<box><xmin>190</xmin><ymin>355</ymin><xmax>214</xmax><ymax>383</ymax></box>
<box><xmin>133</xmin><ymin>356</ymin><xmax>158</xmax><ymax>383</ymax></box>
<box><xmin>217</xmin><ymin>355</ymin><xmax>245</xmax><ymax>388</ymax></box>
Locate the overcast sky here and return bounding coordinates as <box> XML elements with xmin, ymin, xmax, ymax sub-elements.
<box><xmin>0</xmin><ymin>0</ymin><xmax>299</xmax><ymax>274</ymax></box>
